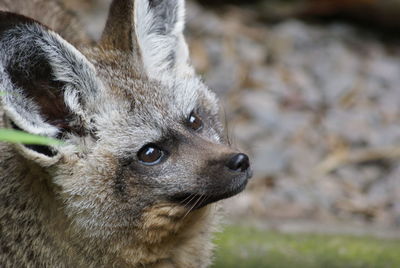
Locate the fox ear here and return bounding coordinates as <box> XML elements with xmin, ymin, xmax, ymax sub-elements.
<box><xmin>101</xmin><ymin>0</ymin><xmax>193</xmax><ymax>80</ymax></box>
<box><xmin>0</xmin><ymin>12</ymin><xmax>101</xmax><ymax>160</ymax></box>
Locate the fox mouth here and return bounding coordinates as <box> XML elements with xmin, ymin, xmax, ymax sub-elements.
<box><xmin>171</xmin><ymin>177</ymin><xmax>249</xmax><ymax>210</ymax></box>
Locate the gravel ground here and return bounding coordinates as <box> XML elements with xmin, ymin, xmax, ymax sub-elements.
<box><xmin>187</xmin><ymin>2</ymin><xmax>400</xmax><ymax>228</ymax></box>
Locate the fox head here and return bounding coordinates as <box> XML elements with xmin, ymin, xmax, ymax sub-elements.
<box><xmin>0</xmin><ymin>0</ymin><xmax>251</xmax><ymax>238</ymax></box>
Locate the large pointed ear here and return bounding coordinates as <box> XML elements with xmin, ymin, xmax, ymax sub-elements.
<box><xmin>100</xmin><ymin>0</ymin><xmax>194</xmax><ymax>80</ymax></box>
<box><xmin>0</xmin><ymin>12</ymin><xmax>101</xmax><ymax>161</ymax></box>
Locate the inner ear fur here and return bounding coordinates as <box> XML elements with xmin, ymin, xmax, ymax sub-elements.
<box><xmin>0</xmin><ymin>11</ymin><xmax>100</xmax><ymax>140</ymax></box>
<box><xmin>100</xmin><ymin>0</ymin><xmax>193</xmax><ymax>80</ymax></box>
<box><xmin>5</xmin><ymin>39</ymin><xmax>73</xmax><ymax>132</ymax></box>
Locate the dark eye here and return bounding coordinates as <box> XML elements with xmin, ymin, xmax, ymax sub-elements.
<box><xmin>187</xmin><ymin>112</ymin><xmax>203</xmax><ymax>131</ymax></box>
<box><xmin>137</xmin><ymin>144</ymin><xmax>163</xmax><ymax>165</ymax></box>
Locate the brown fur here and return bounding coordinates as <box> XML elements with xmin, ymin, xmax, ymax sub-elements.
<box><xmin>0</xmin><ymin>140</ymin><xmax>217</xmax><ymax>267</ymax></box>
<box><xmin>0</xmin><ymin>0</ymin><xmax>90</xmax><ymax>46</ymax></box>
<box><xmin>0</xmin><ymin>0</ymin><xmax>249</xmax><ymax>267</ymax></box>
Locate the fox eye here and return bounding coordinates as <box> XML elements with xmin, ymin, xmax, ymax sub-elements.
<box><xmin>187</xmin><ymin>112</ymin><xmax>203</xmax><ymax>131</ymax></box>
<box><xmin>137</xmin><ymin>144</ymin><xmax>163</xmax><ymax>165</ymax></box>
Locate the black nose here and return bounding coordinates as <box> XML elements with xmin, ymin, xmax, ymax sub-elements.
<box><xmin>226</xmin><ymin>153</ymin><xmax>250</xmax><ymax>172</ymax></box>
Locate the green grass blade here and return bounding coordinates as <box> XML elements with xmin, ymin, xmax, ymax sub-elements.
<box><xmin>0</xmin><ymin>129</ymin><xmax>63</xmax><ymax>145</ymax></box>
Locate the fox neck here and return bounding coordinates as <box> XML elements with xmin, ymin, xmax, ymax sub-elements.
<box><xmin>119</xmin><ymin>205</ymin><xmax>216</xmax><ymax>267</ymax></box>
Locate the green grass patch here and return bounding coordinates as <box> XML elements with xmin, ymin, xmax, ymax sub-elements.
<box><xmin>0</xmin><ymin>129</ymin><xmax>62</xmax><ymax>145</ymax></box>
<box><xmin>213</xmin><ymin>225</ymin><xmax>400</xmax><ymax>268</ymax></box>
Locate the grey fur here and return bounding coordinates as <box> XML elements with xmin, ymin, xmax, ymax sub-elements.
<box><xmin>0</xmin><ymin>0</ymin><xmax>251</xmax><ymax>267</ymax></box>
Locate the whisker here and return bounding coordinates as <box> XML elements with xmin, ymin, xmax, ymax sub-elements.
<box><xmin>183</xmin><ymin>194</ymin><xmax>203</xmax><ymax>219</ymax></box>
<box><xmin>201</xmin><ymin>195</ymin><xmax>210</xmax><ymax>207</ymax></box>
<box><xmin>223</xmin><ymin>106</ymin><xmax>232</xmax><ymax>147</ymax></box>
<box><xmin>164</xmin><ymin>193</ymin><xmax>196</xmax><ymax>216</ymax></box>
<box><xmin>179</xmin><ymin>193</ymin><xmax>195</xmax><ymax>205</ymax></box>
<box><xmin>197</xmin><ymin>195</ymin><xmax>213</xmax><ymax>222</ymax></box>
<box><xmin>184</xmin><ymin>193</ymin><xmax>198</xmax><ymax>208</ymax></box>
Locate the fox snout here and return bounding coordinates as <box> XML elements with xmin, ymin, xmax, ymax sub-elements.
<box><xmin>226</xmin><ymin>153</ymin><xmax>250</xmax><ymax>172</ymax></box>
<box><xmin>213</xmin><ymin>151</ymin><xmax>252</xmax><ymax>191</ymax></box>
<box><xmin>221</xmin><ymin>152</ymin><xmax>252</xmax><ymax>192</ymax></box>
<box><xmin>168</xmin><ymin>134</ymin><xmax>252</xmax><ymax>210</ymax></box>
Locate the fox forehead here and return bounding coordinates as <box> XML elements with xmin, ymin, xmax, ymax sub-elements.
<box><xmin>88</xmin><ymin>53</ymin><xmax>219</xmax><ymax>150</ymax></box>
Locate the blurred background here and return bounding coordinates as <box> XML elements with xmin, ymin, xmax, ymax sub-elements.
<box><xmin>65</xmin><ymin>0</ymin><xmax>400</xmax><ymax>266</ymax></box>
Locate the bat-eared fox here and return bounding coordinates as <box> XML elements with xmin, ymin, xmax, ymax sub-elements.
<box><xmin>0</xmin><ymin>0</ymin><xmax>252</xmax><ymax>267</ymax></box>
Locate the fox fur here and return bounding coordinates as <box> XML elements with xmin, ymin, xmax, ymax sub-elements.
<box><xmin>0</xmin><ymin>0</ymin><xmax>251</xmax><ymax>267</ymax></box>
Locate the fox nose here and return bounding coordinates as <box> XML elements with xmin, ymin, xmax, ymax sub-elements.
<box><xmin>226</xmin><ymin>153</ymin><xmax>250</xmax><ymax>172</ymax></box>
